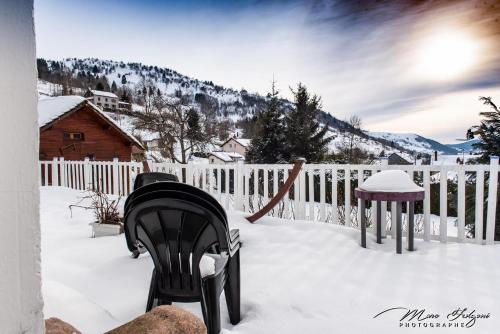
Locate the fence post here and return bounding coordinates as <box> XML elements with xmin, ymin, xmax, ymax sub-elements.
<box><xmin>380</xmin><ymin>157</ymin><xmax>388</xmax><ymax>237</ymax></box>
<box><xmin>486</xmin><ymin>156</ymin><xmax>499</xmax><ymax>245</ymax></box>
<box><xmin>51</xmin><ymin>157</ymin><xmax>58</xmax><ymax>186</ymax></box>
<box><xmin>83</xmin><ymin>158</ymin><xmax>91</xmax><ymax>190</ymax></box>
<box><xmin>235</xmin><ymin>160</ymin><xmax>244</xmax><ymax>211</ymax></box>
<box><xmin>113</xmin><ymin>157</ymin><xmax>119</xmax><ymax>195</ymax></box>
<box><xmin>59</xmin><ymin>157</ymin><xmax>66</xmax><ymax>187</ymax></box>
<box><xmin>439</xmin><ymin>168</ymin><xmax>448</xmax><ymax>243</ymax></box>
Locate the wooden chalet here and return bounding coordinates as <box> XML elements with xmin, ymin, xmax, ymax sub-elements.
<box><xmin>38</xmin><ymin>96</ymin><xmax>144</xmax><ymax>161</ymax></box>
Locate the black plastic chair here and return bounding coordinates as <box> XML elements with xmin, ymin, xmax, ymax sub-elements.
<box><xmin>124</xmin><ymin>181</ymin><xmax>241</xmax><ymax>334</ymax></box>
<box><xmin>126</xmin><ymin>173</ymin><xmax>181</xmax><ymax>258</ymax></box>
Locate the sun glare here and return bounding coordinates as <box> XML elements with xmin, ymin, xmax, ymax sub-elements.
<box><xmin>415</xmin><ymin>30</ymin><xmax>479</xmax><ymax>81</ymax></box>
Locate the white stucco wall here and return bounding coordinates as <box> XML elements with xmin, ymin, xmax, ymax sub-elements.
<box><xmin>0</xmin><ymin>0</ymin><xmax>44</xmax><ymax>333</ymax></box>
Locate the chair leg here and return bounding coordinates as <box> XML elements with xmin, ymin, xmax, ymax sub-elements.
<box><xmin>146</xmin><ymin>269</ymin><xmax>157</xmax><ymax>312</ymax></box>
<box><xmin>225</xmin><ymin>251</ymin><xmax>241</xmax><ymax>325</ymax></box>
<box><xmin>201</xmin><ymin>276</ymin><xmax>221</xmax><ymax>334</ymax></box>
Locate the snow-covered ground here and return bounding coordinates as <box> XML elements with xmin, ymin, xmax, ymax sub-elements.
<box><xmin>41</xmin><ymin>187</ymin><xmax>500</xmax><ymax>334</ymax></box>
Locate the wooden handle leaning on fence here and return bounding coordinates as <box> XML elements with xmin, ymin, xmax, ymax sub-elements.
<box><xmin>246</xmin><ymin>158</ymin><xmax>306</xmax><ymax>223</ymax></box>
<box><xmin>142</xmin><ymin>160</ymin><xmax>151</xmax><ymax>172</ymax></box>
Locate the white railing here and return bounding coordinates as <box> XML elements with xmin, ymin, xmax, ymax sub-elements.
<box><xmin>39</xmin><ymin>156</ymin><xmax>499</xmax><ymax>245</ymax></box>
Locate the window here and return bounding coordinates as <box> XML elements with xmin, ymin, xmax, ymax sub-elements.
<box><xmin>98</xmin><ymin>97</ymin><xmax>101</xmax><ymax>101</ymax></box>
<box><xmin>63</xmin><ymin>132</ymin><xmax>84</xmax><ymax>141</ymax></box>
<box><xmin>105</xmin><ymin>98</ymin><xmax>108</xmax><ymax>102</ymax></box>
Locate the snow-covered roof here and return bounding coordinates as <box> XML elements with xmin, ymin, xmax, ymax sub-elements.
<box><xmin>223</xmin><ymin>137</ymin><xmax>251</xmax><ymax>147</ymax></box>
<box><xmin>89</xmin><ymin>90</ymin><xmax>118</xmax><ymax>99</ymax></box>
<box><xmin>359</xmin><ymin>170</ymin><xmax>424</xmax><ymax>193</ymax></box>
<box><xmin>209</xmin><ymin>151</ymin><xmax>244</xmax><ymax>162</ymax></box>
<box><xmin>38</xmin><ymin>96</ymin><xmax>144</xmax><ymax>150</ymax></box>
<box><xmin>38</xmin><ymin>95</ymin><xmax>86</xmax><ymax>127</ymax></box>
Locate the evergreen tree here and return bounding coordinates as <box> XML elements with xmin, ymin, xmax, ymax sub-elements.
<box><xmin>284</xmin><ymin>83</ymin><xmax>332</xmax><ymax>163</ymax></box>
<box><xmin>121</xmin><ymin>75</ymin><xmax>127</xmax><ymax>85</ymax></box>
<box><xmin>467</xmin><ymin>96</ymin><xmax>500</xmax><ymax>241</ymax></box>
<box><xmin>471</xmin><ymin>96</ymin><xmax>500</xmax><ymax>162</ymax></box>
<box><xmin>246</xmin><ymin>81</ymin><xmax>287</xmax><ymax>163</ymax></box>
<box><xmin>120</xmin><ymin>91</ymin><xmax>130</xmax><ymax>103</ymax></box>
<box><xmin>36</xmin><ymin>58</ymin><xmax>49</xmax><ymax>79</ymax></box>
<box><xmin>111</xmin><ymin>80</ymin><xmax>117</xmax><ymax>93</ymax></box>
<box><xmin>186</xmin><ymin>108</ymin><xmax>204</xmax><ymax>145</ymax></box>
<box><xmin>95</xmin><ymin>82</ymin><xmax>104</xmax><ymax>91</ymax></box>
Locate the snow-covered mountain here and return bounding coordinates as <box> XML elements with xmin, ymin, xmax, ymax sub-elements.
<box><xmin>446</xmin><ymin>138</ymin><xmax>481</xmax><ymax>154</ymax></box>
<box><xmin>368</xmin><ymin>132</ymin><xmax>459</xmax><ymax>155</ymax></box>
<box><xmin>38</xmin><ymin>57</ymin><xmax>458</xmax><ymax>158</ymax></box>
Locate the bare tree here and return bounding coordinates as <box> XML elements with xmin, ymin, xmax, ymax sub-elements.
<box><xmin>134</xmin><ymin>91</ymin><xmax>217</xmax><ymax>163</ymax></box>
<box><xmin>337</xmin><ymin>115</ymin><xmax>368</xmax><ymax>163</ymax></box>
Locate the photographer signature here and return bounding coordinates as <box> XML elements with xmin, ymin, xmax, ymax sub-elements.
<box><xmin>374</xmin><ymin>307</ymin><xmax>490</xmax><ymax>328</ymax></box>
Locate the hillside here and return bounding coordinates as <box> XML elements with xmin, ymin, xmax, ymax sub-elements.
<box><xmin>37</xmin><ymin>57</ymin><xmax>457</xmax><ymax>159</ymax></box>
<box><xmin>368</xmin><ymin>132</ymin><xmax>458</xmax><ymax>155</ymax></box>
<box><xmin>446</xmin><ymin>138</ymin><xmax>481</xmax><ymax>154</ymax></box>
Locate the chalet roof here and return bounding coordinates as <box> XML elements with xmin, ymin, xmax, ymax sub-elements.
<box><xmin>89</xmin><ymin>89</ymin><xmax>118</xmax><ymax>99</ymax></box>
<box><xmin>222</xmin><ymin>137</ymin><xmax>251</xmax><ymax>148</ymax></box>
<box><xmin>38</xmin><ymin>96</ymin><xmax>144</xmax><ymax>150</ymax></box>
<box><xmin>209</xmin><ymin>151</ymin><xmax>244</xmax><ymax>162</ymax></box>
<box><xmin>387</xmin><ymin>152</ymin><xmax>412</xmax><ymax>165</ymax></box>
<box><xmin>38</xmin><ymin>95</ymin><xmax>86</xmax><ymax>127</ymax></box>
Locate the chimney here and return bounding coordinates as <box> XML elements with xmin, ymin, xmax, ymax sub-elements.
<box><xmin>433</xmin><ymin>151</ymin><xmax>438</xmax><ymax>162</ymax></box>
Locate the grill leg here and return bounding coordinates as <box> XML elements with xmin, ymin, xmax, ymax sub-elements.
<box><xmin>360</xmin><ymin>200</ymin><xmax>367</xmax><ymax>248</ymax></box>
<box><xmin>396</xmin><ymin>201</ymin><xmax>402</xmax><ymax>254</ymax></box>
<box><xmin>408</xmin><ymin>201</ymin><xmax>415</xmax><ymax>251</ymax></box>
<box><xmin>376</xmin><ymin>200</ymin><xmax>382</xmax><ymax>244</ymax></box>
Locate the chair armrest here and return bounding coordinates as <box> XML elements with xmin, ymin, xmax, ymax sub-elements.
<box><xmin>229</xmin><ymin>229</ymin><xmax>240</xmax><ymax>257</ymax></box>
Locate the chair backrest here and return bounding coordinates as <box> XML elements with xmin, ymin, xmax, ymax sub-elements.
<box><xmin>133</xmin><ymin>172</ymin><xmax>179</xmax><ymax>191</ymax></box>
<box><xmin>124</xmin><ymin>182</ymin><xmax>229</xmax><ymax>299</ymax></box>
<box><xmin>125</xmin><ymin>181</ymin><xmax>227</xmax><ymax>222</ymax></box>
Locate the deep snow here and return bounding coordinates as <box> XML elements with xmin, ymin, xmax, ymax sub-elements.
<box><xmin>41</xmin><ymin>187</ymin><xmax>500</xmax><ymax>333</ymax></box>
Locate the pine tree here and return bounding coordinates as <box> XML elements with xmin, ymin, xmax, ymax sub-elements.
<box><xmin>246</xmin><ymin>81</ymin><xmax>287</xmax><ymax>163</ymax></box>
<box><xmin>186</xmin><ymin>108</ymin><xmax>204</xmax><ymax>145</ymax></box>
<box><xmin>467</xmin><ymin>96</ymin><xmax>500</xmax><ymax>241</ymax></box>
<box><xmin>95</xmin><ymin>82</ymin><xmax>104</xmax><ymax>91</ymax></box>
<box><xmin>121</xmin><ymin>75</ymin><xmax>127</xmax><ymax>85</ymax></box>
<box><xmin>111</xmin><ymin>81</ymin><xmax>117</xmax><ymax>93</ymax></box>
<box><xmin>471</xmin><ymin>96</ymin><xmax>500</xmax><ymax>163</ymax></box>
<box><xmin>284</xmin><ymin>83</ymin><xmax>332</xmax><ymax>163</ymax></box>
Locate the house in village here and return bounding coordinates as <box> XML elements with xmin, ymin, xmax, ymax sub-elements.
<box><xmin>39</xmin><ymin>95</ymin><xmax>144</xmax><ymax>161</ymax></box>
<box><xmin>387</xmin><ymin>152</ymin><xmax>412</xmax><ymax>165</ymax></box>
<box><xmin>207</xmin><ymin>137</ymin><xmax>250</xmax><ymax>164</ymax></box>
<box><xmin>221</xmin><ymin>137</ymin><xmax>251</xmax><ymax>156</ymax></box>
<box><xmin>84</xmin><ymin>89</ymin><xmax>119</xmax><ymax>111</ymax></box>
<box><xmin>208</xmin><ymin>151</ymin><xmax>245</xmax><ymax>164</ymax></box>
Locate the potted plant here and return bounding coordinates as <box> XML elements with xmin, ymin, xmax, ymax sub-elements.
<box><xmin>70</xmin><ymin>189</ymin><xmax>123</xmax><ymax>237</ymax></box>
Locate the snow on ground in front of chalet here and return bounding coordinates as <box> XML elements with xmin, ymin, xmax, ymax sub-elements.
<box><xmin>41</xmin><ymin>187</ymin><xmax>500</xmax><ymax>334</ymax></box>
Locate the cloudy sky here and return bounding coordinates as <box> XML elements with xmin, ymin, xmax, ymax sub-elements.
<box><xmin>35</xmin><ymin>0</ymin><xmax>500</xmax><ymax>143</ymax></box>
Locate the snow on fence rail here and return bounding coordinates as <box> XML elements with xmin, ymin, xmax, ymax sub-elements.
<box><xmin>39</xmin><ymin>156</ymin><xmax>499</xmax><ymax>245</ymax></box>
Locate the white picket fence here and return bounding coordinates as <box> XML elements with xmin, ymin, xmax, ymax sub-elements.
<box><xmin>39</xmin><ymin>156</ymin><xmax>499</xmax><ymax>245</ymax></box>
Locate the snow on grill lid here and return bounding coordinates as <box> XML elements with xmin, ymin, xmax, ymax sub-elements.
<box><xmin>38</xmin><ymin>95</ymin><xmax>86</xmax><ymax>127</ymax></box>
<box><xmin>358</xmin><ymin>170</ymin><xmax>424</xmax><ymax>193</ymax></box>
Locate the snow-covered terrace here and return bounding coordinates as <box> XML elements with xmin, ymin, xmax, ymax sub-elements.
<box><xmin>42</xmin><ymin>187</ymin><xmax>500</xmax><ymax>334</ymax></box>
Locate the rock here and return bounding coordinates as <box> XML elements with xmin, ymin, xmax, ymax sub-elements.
<box><xmin>106</xmin><ymin>305</ymin><xmax>207</xmax><ymax>334</ymax></box>
<box><xmin>45</xmin><ymin>317</ymin><xmax>81</xmax><ymax>334</ymax></box>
